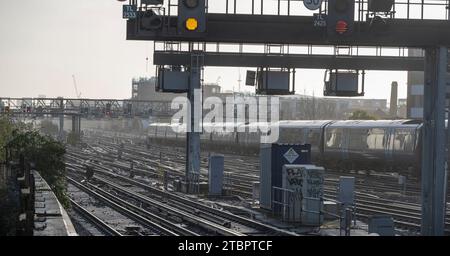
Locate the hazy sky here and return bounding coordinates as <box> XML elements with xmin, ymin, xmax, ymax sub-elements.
<box><xmin>0</xmin><ymin>0</ymin><xmax>410</xmax><ymax>100</ymax></box>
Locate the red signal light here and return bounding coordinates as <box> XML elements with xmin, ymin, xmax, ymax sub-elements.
<box><xmin>335</xmin><ymin>20</ymin><xmax>348</xmax><ymax>34</ymax></box>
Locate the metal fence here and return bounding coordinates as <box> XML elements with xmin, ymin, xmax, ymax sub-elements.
<box><xmin>135</xmin><ymin>0</ymin><xmax>450</xmax><ymax>20</ymax></box>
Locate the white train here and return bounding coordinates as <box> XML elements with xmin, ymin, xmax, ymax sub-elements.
<box><xmin>146</xmin><ymin>120</ymin><xmax>425</xmax><ymax>174</ymax></box>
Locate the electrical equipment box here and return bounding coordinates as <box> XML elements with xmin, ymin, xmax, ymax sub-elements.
<box><xmin>338</xmin><ymin>176</ymin><xmax>355</xmax><ymax>206</ymax></box>
<box><xmin>281</xmin><ymin>165</ymin><xmax>324</xmax><ymax>226</ymax></box>
<box><xmin>208</xmin><ymin>155</ymin><xmax>224</xmax><ymax>196</ymax></box>
<box><xmin>256</xmin><ymin>69</ymin><xmax>293</xmax><ymax>95</ymax></box>
<box><xmin>368</xmin><ymin>215</ymin><xmax>395</xmax><ymax>236</ymax></box>
<box><xmin>260</xmin><ymin>144</ymin><xmax>312</xmax><ymax>211</ymax></box>
<box><xmin>157</xmin><ymin>67</ymin><xmax>189</xmax><ymax>93</ymax></box>
<box><xmin>324</xmin><ymin>70</ymin><xmax>364</xmax><ymax>97</ymax></box>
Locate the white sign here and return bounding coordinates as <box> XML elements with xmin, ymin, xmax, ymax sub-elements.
<box><xmin>284</xmin><ymin>148</ymin><xmax>300</xmax><ymax>164</ymax></box>
<box><xmin>123</xmin><ymin>5</ymin><xmax>137</xmax><ymax>19</ymax></box>
<box><xmin>313</xmin><ymin>14</ymin><xmax>327</xmax><ymax>27</ymax></box>
<box><xmin>304</xmin><ymin>0</ymin><xmax>323</xmax><ymax>11</ymax></box>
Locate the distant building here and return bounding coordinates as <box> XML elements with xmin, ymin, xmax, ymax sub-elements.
<box><xmin>203</xmin><ymin>83</ymin><xmax>222</xmax><ymax>98</ymax></box>
<box><xmin>390</xmin><ymin>81</ymin><xmax>398</xmax><ymax>117</ymax></box>
<box><xmin>131</xmin><ymin>77</ymin><xmax>182</xmax><ymax>102</ymax></box>
<box><xmin>131</xmin><ymin>78</ymin><xmax>226</xmax><ymax>102</ymax></box>
<box><xmin>131</xmin><ymin>76</ymin><xmax>390</xmax><ymax>121</ymax></box>
<box><xmin>398</xmin><ymin>98</ymin><xmax>407</xmax><ymax>118</ymax></box>
<box><xmin>279</xmin><ymin>95</ymin><xmax>387</xmax><ymax>120</ymax></box>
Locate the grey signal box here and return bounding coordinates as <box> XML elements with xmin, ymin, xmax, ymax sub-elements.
<box><xmin>157</xmin><ymin>68</ymin><xmax>189</xmax><ymax>93</ymax></box>
<box><xmin>257</xmin><ymin>70</ymin><xmax>292</xmax><ymax>95</ymax></box>
<box><xmin>178</xmin><ymin>0</ymin><xmax>206</xmax><ymax>34</ymax></box>
<box><xmin>324</xmin><ymin>70</ymin><xmax>363</xmax><ymax>97</ymax></box>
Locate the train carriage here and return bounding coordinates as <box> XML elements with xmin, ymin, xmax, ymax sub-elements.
<box><xmin>145</xmin><ymin>119</ymin><xmax>425</xmax><ymax>175</ymax></box>
<box><xmin>323</xmin><ymin>120</ymin><xmax>422</xmax><ymax>172</ymax></box>
<box><xmin>277</xmin><ymin>120</ymin><xmax>333</xmax><ymax>162</ymax></box>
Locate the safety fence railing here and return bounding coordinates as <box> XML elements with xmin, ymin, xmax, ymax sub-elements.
<box><xmin>272</xmin><ymin>186</ymin><xmax>323</xmax><ymax>224</ymax></box>
<box><xmin>132</xmin><ymin>0</ymin><xmax>450</xmax><ymax>20</ymax></box>
<box><xmin>154</xmin><ymin>41</ymin><xmax>423</xmax><ymax>58</ymax></box>
<box><xmin>271</xmin><ymin>186</ymin><xmax>357</xmax><ymax>236</ymax></box>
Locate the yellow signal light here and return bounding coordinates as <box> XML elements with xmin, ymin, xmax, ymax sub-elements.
<box><xmin>185</xmin><ymin>18</ymin><xmax>198</xmax><ymax>31</ymax></box>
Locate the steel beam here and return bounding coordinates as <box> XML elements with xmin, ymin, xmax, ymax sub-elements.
<box><xmin>154</xmin><ymin>51</ymin><xmax>424</xmax><ymax>71</ymax></box>
<box><xmin>186</xmin><ymin>49</ymin><xmax>203</xmax><ymax>194</ymax></box>
<box><xmin>421</xmin><ymin>46</ymin><xmax>448</xmax><ymax>236</ymax></box>
<box><xmin>128</xmin><ymin>14</ymin><xmax>450</xmax><ymax>47</ymax></box>
<box><xmin>0</xmin><ymin>97</ymin><xmax>174</xmax><ymax>119</ymax></box>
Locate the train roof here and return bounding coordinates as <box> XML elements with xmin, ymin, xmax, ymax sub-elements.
<box><xmin>149</xmin><ymin>120</ymin><xmax>426</xmax><ymax>129</ymax></box>
<box><xmin>278</xmin><ymin>120</ymin><xmax>334</xmax><ymax>128</ymax></box>
<box><xmin>327</xmin><ymin>120</ymin><xmax>422</xmax><ymax>128</ymax></box>
<box><xmin>149</xmin><ymin>122</ymin><xmax>171</xmax><ymax>127</ymax></box>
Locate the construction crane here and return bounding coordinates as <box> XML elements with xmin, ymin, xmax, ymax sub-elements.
<box><xmin>72</xmin><ymin>75</ymin><xmax>82</xmax><ymax>99</ymax></box>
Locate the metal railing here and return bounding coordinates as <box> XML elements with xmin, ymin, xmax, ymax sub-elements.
<box><xmin>154</xmin><ymin>41</ymin><xmax>422</xmax><ymax>58</ymax></box>
<box><xmin>0</xmin><ymin>97</ymin><xmax>175</xmax><ymax>118</ymax></box>
<box><xmin>271</xmin><ymin>186</ymin><xmax>323</xmax><ymax>224</ymax></box>
<box><xmin>137</xmin><ymin>0</ymin><xmax>450</xmax><ymax>20</ymax></box>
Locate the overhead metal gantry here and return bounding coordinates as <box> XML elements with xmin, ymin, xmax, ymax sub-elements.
<box><xmin>124</xmin><ymin>0</ymin><xmax>449</xmax><ymax>235</ymax></box>
<box><xmin>0</xmin><ymin>97</ymin><xmax>174</xmax><ymax>118</ymax></box>
<box><xmin>128</xmin><ymin>13</ymin><xmax>450</xmax><ymax>47</ymax></box>
<box><xmin>154</xmin><ymin>49</ymin><xmax>425</xmax><ymax>70</ymax></box>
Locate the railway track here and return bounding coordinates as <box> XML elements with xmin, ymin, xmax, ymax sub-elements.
<box><xmin>70</xmin><ymin>198</ymin><xmax>123</xmax><ymax>236</ymax></box>
<box><xmin>68</xmin><ymin>176</ymin><xmax>189</xmax><ymax>236</ymax></box>
<box><xmin>66</xmin><ymin>160</ymin><xmax>297</xmax><ymax>236</ymax></box>
<box><xmin>70</xmin><ymin>130</ymin><xmax>450</xmax><ymax>235</ymax></box>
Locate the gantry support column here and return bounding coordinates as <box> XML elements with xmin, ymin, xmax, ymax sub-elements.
<box><xmin>421</xmin><ymin>46</ymin><xmax>448</xmax><ymax>236</ymax></box>
<box><xmin>185</xmin><ymin>48</ymin><xmax>203</xmax><ymax>194</ymax></box>
<box><xmin>71</xmin><ymin>115</ymin><xmax>81</xmax><ymax>139</ymax></box>
<box><xmin>58</xmin><ymin>98</ymin><xmax>64</xmax><ymax>142</ymax></box>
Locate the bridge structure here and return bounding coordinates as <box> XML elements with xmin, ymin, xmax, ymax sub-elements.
<box><xmin>0</xmin><ymin>97</ymin><xmax>174</xmax><ymax>140</ymax></box>
<box><xmin>123</xmin><ymin>0</ymin><xmax>450</xmax><ymax>235</ymax></box>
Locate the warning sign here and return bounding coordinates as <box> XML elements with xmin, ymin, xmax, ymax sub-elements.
<box><xmin>283</xmin><ymin>148</ymin><xmax>299</xmax><ymax>164</ymax></box>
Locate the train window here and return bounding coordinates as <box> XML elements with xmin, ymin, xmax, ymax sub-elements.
<box><xmin>348</xmin><ymin>129</ymin><xmax>369</xmax><ymax>150</ymax></box>
<box><xmin>394</xmin><ymin>129</ymin><xmax>414</xmax><ymax>152</ymax></box>
<box><xmin>367</xmin><ymin>128</ymin><xmax>385</xmax><ymax>150</ymax></box>
<box><xmin>326</xmin><ymin>128</ymin><xmax>343</xmax><ymax>149</ymax></box>
<box><xmin>148</xmin><ymin>126</ymin><xmax>157</xmax><ymax>137</ymax></box>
